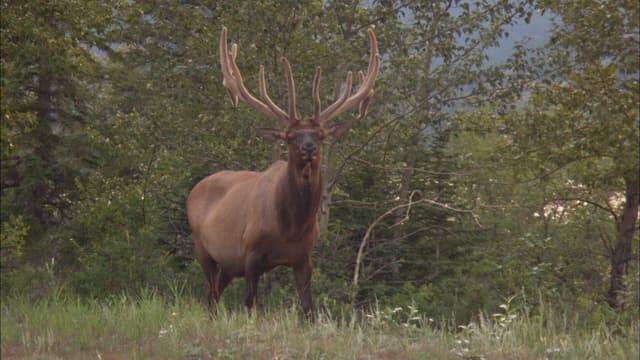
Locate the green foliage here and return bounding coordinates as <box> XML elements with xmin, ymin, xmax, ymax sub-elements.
<box><xmin>0</xmin><ymin>217</ymin><xmax>28</xmax><ymax>269</ymax></box>
<box><xmin>1</xmin><ymin>217</ymin><xmax>65</xmax><ymax>299</ymax></box>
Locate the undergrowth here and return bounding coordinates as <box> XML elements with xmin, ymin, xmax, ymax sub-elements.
<box><xmin>1</xmin><ymin>291</ymin><xmax>637</xmax><ymax>359</ymax></box>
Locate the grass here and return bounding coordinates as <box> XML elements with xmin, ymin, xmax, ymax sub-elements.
<box><xmin>1</xmin><ymin>292</ymin><xmax>637</xmax><ymax>359</ymax></box>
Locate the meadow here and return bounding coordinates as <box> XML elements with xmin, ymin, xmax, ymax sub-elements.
<box><xmin>1</xmin><ymin>291</ymin><xmax>637</xmax><ymax>359</ymax></box>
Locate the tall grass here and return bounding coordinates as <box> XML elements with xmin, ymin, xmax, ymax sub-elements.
<box><xmin>1</xmin><ymin>292</ymin><xmax>637</xmax><ymax>359</ymax></box>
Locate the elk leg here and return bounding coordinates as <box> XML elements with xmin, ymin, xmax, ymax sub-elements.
<box><xmin>194</xmin><ymin>240</ymin><xmax>220</xmax><ymax>309</ymax></box>
<box><xmin>244</xmin><ymin>252</ymin><xmax>265</xmax><ymax>312</ymax></box>
<box><xmin>198</xmin><ymin>256</ymin><xmax>219</xmax><ymax>309</ymax></box>
<box><xmin>214</xmin><ymin>270</ymin><xmax>232</xmax><ymax>302</ymax></box>
<box><xmin>293</xmin><ymin>256</ymin><xmax>314</xmax><ymax>321</ymax></box>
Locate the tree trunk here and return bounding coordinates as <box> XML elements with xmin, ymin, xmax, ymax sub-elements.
<box><xmin>25</xmin><ymin>73</ymin><xmax>55</xmax><ymax>225</ymax></box>
<box><xmin>318</xmin><ymin>143</ymin><xmax>335</xmax><ymax>238</ymax></box>
<box><xmin>392</xmin><ymin>135</ymin><xmax>418</xmax><ymax>238</ymax></box>
<box><xmin>605</xmin><ymin>176</ymin><xmax>639</xmax><ymax>309</ymax></box>
<box><xmin>318</xmin><ymin>54</ymin><xmax>351</xmax><ymax>238</ymax></box>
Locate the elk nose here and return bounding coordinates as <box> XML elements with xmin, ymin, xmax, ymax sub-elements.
<box><xmin>302</xmin><ymin>142</ymin><xmax>316</xmax><ymax>154</ymax></box>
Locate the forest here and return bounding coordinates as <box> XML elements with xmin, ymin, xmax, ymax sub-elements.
<box><xmin>1</xmin><ymin>1</ymin><xmax>638</xmax><ymax>356</ymax></box>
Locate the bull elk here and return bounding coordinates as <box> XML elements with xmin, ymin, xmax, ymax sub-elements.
<box><xmin>187</xmin><ymin>26</ymin><xmax>380</xmax><ymax>318</ymax></box>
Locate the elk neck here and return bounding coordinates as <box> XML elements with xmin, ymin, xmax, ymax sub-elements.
<box><xmin>276</xmin><ymin>152</ymin><xmax>323</xmax><ymax>232</ymax></box>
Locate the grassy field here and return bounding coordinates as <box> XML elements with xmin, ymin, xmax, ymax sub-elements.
<box><xmin>1</xmin><ymin>292</ymin><xmax>637</xmax><ymax>359</ymax></box>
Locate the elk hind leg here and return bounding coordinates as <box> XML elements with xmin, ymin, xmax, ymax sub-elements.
<box><xmin>215</xmin><ymin>270</ymin><xmax>232</xmax><ymax>302</ymax></box>
<box><xmin>195</xmin><ymin>241</ymin><xmax>220</xmax><ymax>309</ymax></box>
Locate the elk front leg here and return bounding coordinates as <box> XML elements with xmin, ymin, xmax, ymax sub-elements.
<box><xmin>294</xmin><ymin>256</ymin><xmax>314</xmax><ymax>321</ymax></box>
<box><xmin>245</xmin><ymin>274</ymin><xmax>259</xmax><ymax>312</ymax></box>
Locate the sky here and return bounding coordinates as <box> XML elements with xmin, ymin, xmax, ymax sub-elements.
<box><xmin>491</xmin><ymin>8</ymin><xmax>553</xmax><ymax>62</ymax></box>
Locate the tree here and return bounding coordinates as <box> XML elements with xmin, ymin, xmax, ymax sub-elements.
<box><xmin>537</xmin><ymin>0</ymin><xmax>637</xmax><ymax>309</ymax></box>
<box><xmin>1</xmin><ymin>0</ymin><xmax>112</xmax><ymax>256</ymax></box>
<box><xmin>479</xmin><ymin>0</ymin><xmax>639</xmax><ymax>309</ymax></box>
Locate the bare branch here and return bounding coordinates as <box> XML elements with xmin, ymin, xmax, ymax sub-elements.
<box><xmin>351</xmin><ymin>191</ymin><xmax>473</xmax><ymax>305</ymax></box>
<box><xmin>551</xmin><ymin>197</ymin><xmax>619</xmax><ymax>223</ymax></box>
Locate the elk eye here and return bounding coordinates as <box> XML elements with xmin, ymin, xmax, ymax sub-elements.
<box><xmin>287</xmin><ymin>132</ymin><xmax>320</xmax><ymax>144</ymax></box>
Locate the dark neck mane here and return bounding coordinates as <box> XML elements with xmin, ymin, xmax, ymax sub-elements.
<box><xmin>277</xmin><ymin>159</ymin><xmax>322</xmax><ymax>231</ymax></box>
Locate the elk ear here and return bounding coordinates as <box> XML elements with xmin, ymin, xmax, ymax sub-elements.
<box><xmin>324</xmin><ymin>122</ymin><xmax>352</xmax><ymax>142</ymax></box>
<box><xmin>257</xmin><ymin>128</ymin><xmax>286</xmax><ymax>143</ymax></box>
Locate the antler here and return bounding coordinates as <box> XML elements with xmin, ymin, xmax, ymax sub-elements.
<box><xmin>220</xmin><ymin>26</ymin><xmax>379</xmax><ymax>127</ymax></box>
<box><xmin>220</xmin><ymin>26</ymin><xmax>297</xmax><ymax>126</ymax></box>
<box><xmin>315</xmin><ymin>29</ymin><xmax>380</xmax><ymax>125</ymax></box>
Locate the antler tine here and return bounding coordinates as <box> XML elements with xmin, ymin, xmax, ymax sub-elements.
<box><xmin>280</xmin><ymin>57</ymin><xmax>298</xmax><ymax>121</ymax></box>
<box><xmin>258</xmin><ymin>65</ymin><xmax>289</xmax><ymax>120</ymax></box>
<box><xmin>312</xmin><ymin>66</ymin><xmax>321</xmax><ymax>120</ymax></box>
<box><xmin>219</xmin><ymin>27</ymin><xmax>238</xmax><ymax>106</ymax></box>
<box><xmin>356</xmin><ymin>70</ymin><xmax>370</xmax><ymax>119</ymax></box>
<box><xmin>219</xmin><ymin>26</ymin><xmax>290</xmax><ymax>127</ymax></box>
<box><xmin>317</xmin><ymin>28</ymin><xmax>380</xmax><ymax>125</ymax></box>
<box><xmin>317</xmin><ymin>71</ymin><xmax>353</xmax><ymax>122</ymax></box>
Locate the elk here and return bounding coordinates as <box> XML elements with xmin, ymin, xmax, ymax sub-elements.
<box><xmin>187</xmin><ymin>26</ymin><xmax>379</xmax><ymax>318</ymax></box>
